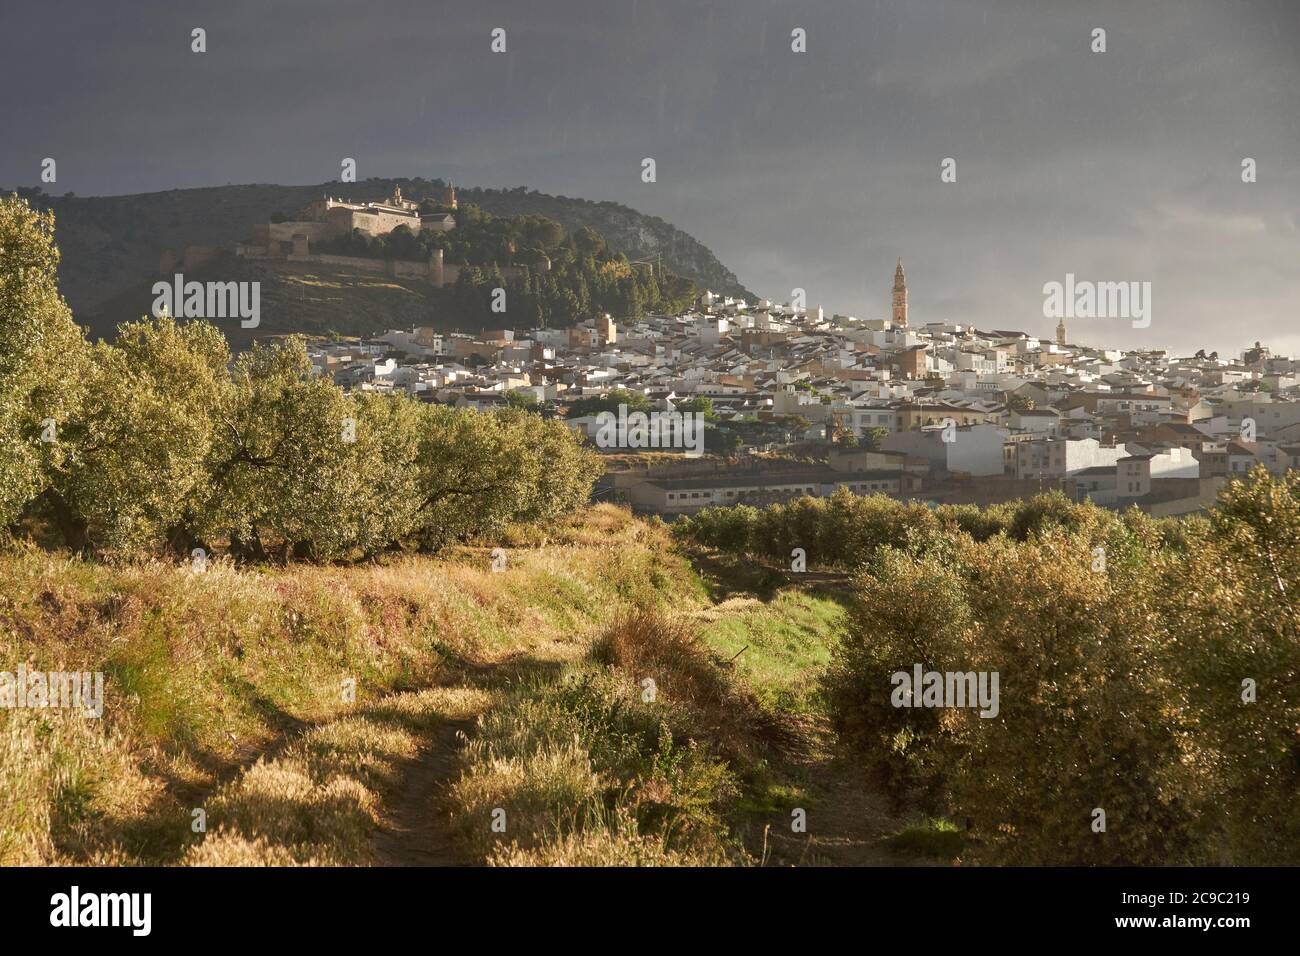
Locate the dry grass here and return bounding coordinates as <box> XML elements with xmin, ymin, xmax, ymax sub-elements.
<box><xmin>488</xmin><ymin>817</ymin><xmax>735</xmax><ymax>867</ymax></box>
<box><xmin>591</xmin><ymin>607</ymin><xmax>793</xmax><ymax>764</ymax></box>
<box><xmin>448</xmin><ymin>668</ymin><xmax>746</xmax><ymax>867</ymax></box>
<box><xmin>446</xmin><ymin>604</ymin><xmax>802</xmax><ymax>867</ymax></box>
<box><xmin>0</xmin><ymin>504</ymin><xmax>703</xmax><ymax>866</ymax></box>
<box><xmin>185</xmin><ymin>687</ymin><xmax>490</xmax><ymax>866</ymax></box>
<box><xmin>0</xmin><ymin>706</ymin><xmax>153</xmax><ymax>865</ymax></box>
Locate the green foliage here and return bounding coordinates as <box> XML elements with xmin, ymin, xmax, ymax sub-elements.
<box><xmin>1162</xmin><ymin>467</ymin><xmax>1300</xmax><ymax>862</ymax></box>
<box><xmin>47</xmin><ymin>316</ymin><xmax>229</xmax><ymax>553</ymax></box>
<box><xmin>884</xmin><ymin>818</ymin><xmax>965</xmax><ymax>859</ymax></box>
<box><xmin>191</xmin><ymin>340</ymin><xmax>410</xmax><ymax>561</ymax></box>
<box><xmin>319</xmin><ymin>204</ymin><xmax>695</xmax><ymax>328</ymax></box>
<box><xmin>677</xmin><ymin>487</ymin><xmax>949</xmax><ymax>568</ymax></box>
<box><xmin>675</xmin><ymin>396</ymin><xmax>715</xmax><ymax>420</ymax></box>
<box><xmin>184</xmin><ymin>339</ymin><xmax>601</xmax><ymax>561</ymax></box>
<box><xmin>674</xmin><ymin>504</ymin><xmax>759</xmax><ymax>553</ymax></box>
<box><xmin>413</xmin><ymin>404</ymin><xmax>601</xmax><ymax>550</ymax></box>
<box><xmin>503</xmin><ymin>390</ymin><xmax>539</xmax><ymax>411</ymax></box>
<box><xmin>1006</xmin><ymin>489</ymin><xmax>1088</xmax><ymax>540</ymax></box>
<box><xmin>564</xmin><ymin>388</ymin><xmax>653</xmax><ymax>419</ymax></box>
<box><xmin>825</xmin><ymin>546</ymin><xmax>976</xmax><ymax>810</ymax></box>
<box><xmin>860</xmin><ymin>427</ymin><xmax>890</xmax><ymax>451</ymax></box>
<box><xmin>681</xmin><ymin>470</ymin><xmax>1300</xmax><ymax>864</ymax></box>
<box><xmin>1005</xmin><ymin>392</ymin><xmax>1036</xmax><ymax>413</ymax></box>
<box><xmin>0</xmin><ymin>196</ymin><xmax>602</xmax><ymax>561</ymax></box>
<box><xmin>0</xmin><ymin>195</ymin><xmax>89</xmax><ymax>529</ymax></box>
<box><xmin>818</xmin><ymin>470</ymin><xmax>1300</xmax><ymax>865</ymax></box>
<box><xmin>675</xmin><ymin>489</ymin><xmax>1141</xmax><ymax>569</ymax></box>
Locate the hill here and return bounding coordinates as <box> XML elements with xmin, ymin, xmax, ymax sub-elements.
<box><xmin>86</xmin><ymin>251</ymin><xmax>481</xmax><ymax>350</ymax></box>
<box><xmin>7</xmin><ymin>178</ymin><xmax>754</xmax><ymax>323</ymax></box>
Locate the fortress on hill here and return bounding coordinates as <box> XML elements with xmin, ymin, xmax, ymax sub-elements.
<box><xmin>244</xmin><ymin>182</ymin><xmax>458</xmax><ymax>258</ymax></box>
<box><xmin>154</xmin><ymin>181</ymin><xmax>541</xmax><ymax>289</ymax></box>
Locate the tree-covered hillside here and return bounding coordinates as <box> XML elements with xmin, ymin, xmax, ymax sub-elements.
<box><xmin>317</xmin><ymin>202</ymin><xmax>698</xmax><ymax>329</ymax></box>
<box><xmin>4</xmin><ymin>178</ymin><xmax>753</xmax><ymax>322</ymax></box>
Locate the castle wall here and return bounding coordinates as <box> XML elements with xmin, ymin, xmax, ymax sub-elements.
<box><xmin>344</xmin><ymin>208</ymin><xmax>422</xmax><ymax>237</ymax></box>
<box><xmin>267</xmin><ymin>221</ymin><xmax>335</xmax><ymax>244</ymax></box>
<box><xmin>276</xmin><ymin>252</ymin><xmax>466</xmax><ymax>286</ymax></box>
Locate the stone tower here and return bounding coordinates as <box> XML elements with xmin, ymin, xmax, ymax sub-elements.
<box><xmin>442</xmin><ymin>181</ymin><xmax>458</xmax><ymax>210</ymax></box>
<box><xmin>430</xmin><ymin>247</ymin><xmax>445</xmax><ymax>287</ymax></box>
<box><xmin>1056</xmin><ymin>317</ymin><xmax>1067</xmax><ymax>346</ymax></box>
<box><xmin>892</xmin><ymin>258</ymin><xmax>908</xmax><ymax>328</ymax></box>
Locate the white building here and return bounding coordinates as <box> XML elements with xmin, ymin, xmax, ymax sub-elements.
<box><xmin>1118</xmin><ymin>448</ymin><xmax>1199</xmax><ymax>497</ymax></box>
<box><xmin>1016</xmin><ymin>438</ymin><xmax>1131</xmax><ymax>480</ymax></box>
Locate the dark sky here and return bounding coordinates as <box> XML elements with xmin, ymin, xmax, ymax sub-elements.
<box><xmin>2</xmin><ymin>0</ymin><xmax>1298</xmax><ymax>354</ymax></box>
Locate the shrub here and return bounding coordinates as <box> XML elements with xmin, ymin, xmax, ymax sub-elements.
<box><xmin>823</xmin><ymin>546</ymin><xmax>976</xmax><ymax>811</ymax></box>
<box><xmin>824</xmin><ymin>486</ymin><xmax>1298</xmax><ymax>865</ymax></box>
<box><xmin>1155</xmin><ymin>469</ymin><xmax>1300</xmax><ymax>863</ymax></box>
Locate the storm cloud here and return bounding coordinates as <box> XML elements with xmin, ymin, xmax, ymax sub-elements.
<box><xmin>2</xmin><ymin>0</ymin><xmax>1297</xmax><ymax>353</ymax></box>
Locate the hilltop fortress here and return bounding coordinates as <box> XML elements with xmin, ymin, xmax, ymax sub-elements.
<box><xmin>157</xmin><ymin>182</ymin><xmax>517</xmax><ymax>288</ymax></box>
<box><xmin>241</xmin><ymin>182</ymin><xmax>457</xmax><ymax>257</ymax></box>
<box><xmin>162</xmin><ymin>183</ymin><xmax>463</xmax><ymax>281</ymax></box>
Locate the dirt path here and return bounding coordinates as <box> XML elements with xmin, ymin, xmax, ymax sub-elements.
<box><xmin>755</xmin><ymin>716</ymin><xmax>931</xmax><ymax>867</ymax></box>
<box><xmin>370</xmin><ymin>716</ymin><xmax>476</xmax><ymax>867</ymax></box>
<box><xmin>358</xmin><ymin>571</ymin><xmax>926</xmax><ymax>868</ymax></box>
<box><xmin>363</xmin><ymin>652</ymin><xmax>559</xmax><ymax>867</ymax></box>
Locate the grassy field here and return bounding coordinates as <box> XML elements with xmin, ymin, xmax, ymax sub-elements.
<box><xmin>696</xmin><ymin>591</ymin><xmax>846</xmax><ymax>716</ymax></box>
<box><xmin>0</xmin><ymin>507</ymin><xmax>862</xmax><ymax>865</ymax></box>
<box><xmin>0</xmin><ymin>506</ymin><xmax>692</xmax><ymax>863</ymax></box>
<box><xmin>1</xmin><ymin>505</ymin><xmax>941</xmax><ymax>866</ymax></box>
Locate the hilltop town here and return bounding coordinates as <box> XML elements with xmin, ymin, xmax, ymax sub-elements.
<box><xmin>301</xmin><ymin>258</ymin><xmax>1294</xmax><ymax>518</ymax></box>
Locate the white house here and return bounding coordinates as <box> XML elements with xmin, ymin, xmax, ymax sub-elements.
<box><xmin>1118</xmin><ymin>447</ymin><xmax>1200</xmax><ymax>497</ymax></box>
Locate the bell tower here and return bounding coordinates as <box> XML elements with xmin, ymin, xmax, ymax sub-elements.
<box><xmin>892</xmin><ymin>258</ymin><xmax>908</xmax><ymax>328</ymax></box>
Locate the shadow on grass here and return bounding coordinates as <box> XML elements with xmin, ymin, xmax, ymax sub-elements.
<box><xmin>883</xmin><ymin>818</ymin><xmax>966</xmax><ymax>860</ymax></box>
<box><xmin>684</xmin><ymin>545</ymin><xmax>860</xmax><ymax>614</ymax></box>
<box><xmin>51</xmin><ymin>650</ymin><xmax>568</xmax><ymax>866</ymax></box>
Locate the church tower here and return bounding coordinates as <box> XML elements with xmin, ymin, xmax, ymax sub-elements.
<box><xmin>892</xmin><ymin>258</ymin><xmax>908</xmax><ymax>328</ymax></box>
<box><xmin>1056</xmin><ymin>317</ymin><xmax>1067</xmax><ymax>346</ymax></box>
<box><xmin>442</xmin><ymin>181</ymin><xmax>458</xmax><ymax>210</ymax></box>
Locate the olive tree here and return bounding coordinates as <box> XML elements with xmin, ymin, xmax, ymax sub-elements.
<box><xmin>0</xmin><ymin>195</ymin><xmax>88</xmax><ymax>533</ymax></box>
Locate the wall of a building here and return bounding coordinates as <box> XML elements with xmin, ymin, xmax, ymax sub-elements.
<box><xmin>946</xmin><ymin>425</ymin><xmax>1010</xmax><ymax>477</ymax></box>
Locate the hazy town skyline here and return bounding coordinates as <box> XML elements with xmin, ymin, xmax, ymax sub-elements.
<box><xmin>2</xmin><ymin>0</ymin><xmax>1298</xmax><ymax>355</ymax></box>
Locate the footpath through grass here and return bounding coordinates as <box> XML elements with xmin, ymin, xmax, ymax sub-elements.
<box><xmin>0</xmin><ymin>506</ymin><xmax>691</xmax><ymax>865</ymax></box>
<box><xmin>3</xmin><ymin>507</ymin><xmax>944</xmax><ymax>866</ymax></box>
<box><xmin>685</xmin><ymin>546</ymin><xmax>960</xmax><ymax>866</ymax></box>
